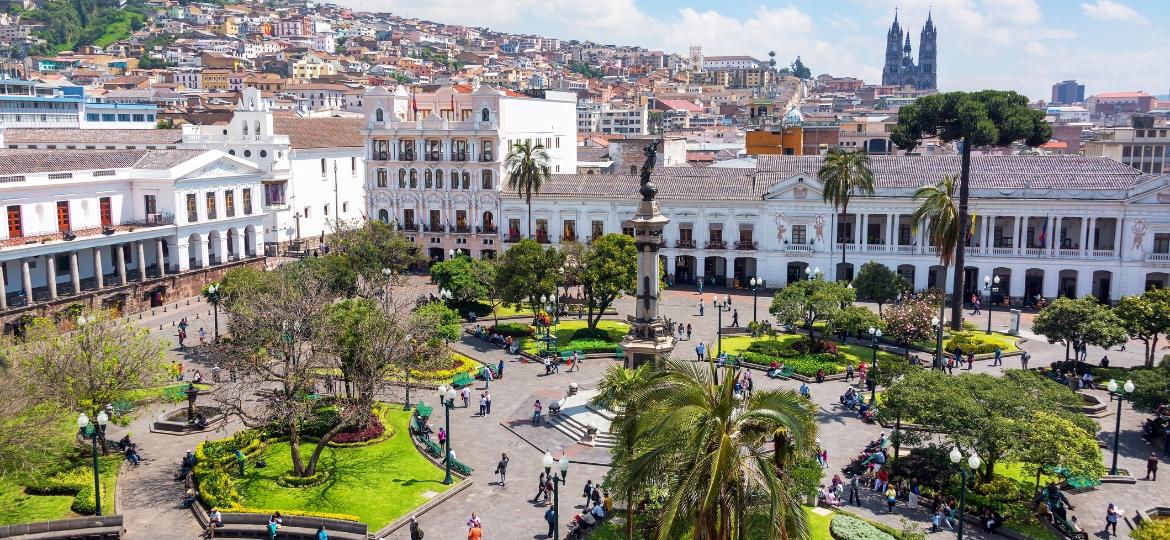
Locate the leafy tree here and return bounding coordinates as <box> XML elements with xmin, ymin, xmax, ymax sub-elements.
<box><xmin>790</xmin><ymin>56</ymin><xmax>811</xmax><ymax>79</ymax></box>
<box><xmin>828</xmin><ymin>305</ymin><xmax>883</xmax><ymax>339</ymax></box>
<box><xmin>621</xmin><ymin>359</ymin><xmax>816</xmax><ymax>539</ymax></box>
<box><xmin>883</xmin><ymin>296</ymin><xmax>937</xmax><ymax>358</ymax></box>
<box><xmin>892</xmin><ymin>90</ymin><xmax>1051</xmax><ymax>329</ymax></box>
<box><xmin>1114</xmin><ymin>289</ymin><xmax>1170</xmax><ymax>367</ymax></box>
<box><xmin>429</xmin><ymin>254</ymin><xmax>491</xmax><ymax>304</ymax></box>
<box><xmin>579</xmin><ymin>233</ymin><xmax>637</xmax><ymax>329</ymax></box>
<box><xmin>327</xmin><ymin>219</ymin><xmax>422</xmax><ymax>280</ymax></box>
<box><xmin>302</xmin><ymin>254</ymin><xmax>359</xmax><ymax>297</ymax></box>
<box><xmin>768</xmin><ymin>277</ymin><xmax>855</xmax><ymax>341</ymax></box>
<box><xmin>213</xmin><ymin>266</ymin><xmax>271</xmax><ymax>310</ymax></box>
<box><xmin>881</xmin><ymin>370</ymin><xmax>1095</xmax><ymax>482</ymax></box>
<box><xmin>495</xmin><ymin>239</ymin><xmax>565</xmax><ymax>318</ymax></box>
<box><xmin>590</xmin><ymin>364</ymin><xmax>650</xmax><ymax>540</ymax></box>
<box><xmin>852</xmin><ymin>261</ymin><xmax>909</xmax><ymax>315</ymax></box>
<box><xmin>1032</xmin><ymin>297</ymin><xmax>1128</xmax><ymax>360</ymax></box>
<box><xmin>12</xmin><ymin>308</ymin><xmax>168</xmax><ymax>417</ymax></box>
<box><xmin>818</xmin><ymin>148</ymin><xmax>874</xmax><ymax>281</ymax></box>
<box><xmin>505</xmin><ymin>141</ymin><xmax>551</xmax><ymax>238</ymax></box>
<box><xmin>413</xmin><ymin>302</ymin><xmax>462</xmax><ymax>342</ymax></box>
<box><xmin>1015</xmin><ymin>411</ymin><xmax>1104</xmax><ymax>491</ymax></box>
<box><xmin>473</xmin><ymin>258</ymin><xmax>504</xmax><ymax>325</ymax></box>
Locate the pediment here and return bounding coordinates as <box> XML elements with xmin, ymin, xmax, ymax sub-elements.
<box><xmin>1126</xmin><ymin>176</ymin><xmax>1170</xmax><ymax>205</ymax></box>
<box><xmin>181</xmin><ymin>156</ymin><xmax>261</xmax><ymax>180</ymax></box>
<box><xmin>764</xmin><ymin>173</ymin><xmax>822</xmax><ymax>201</ymax></box>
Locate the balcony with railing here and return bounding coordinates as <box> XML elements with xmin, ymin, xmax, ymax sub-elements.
<box><xmin>536</xmin><ymin>233</ymin><xmax>551</xmax><ymax>244</ymax></box>
<box><xmin>455</xmin><ymin>151</ymin><xmax>468</xmax><ymax>162</ymax></box>
<box><xmin>425</xmin><ymin>151</ymin><xmax>442</xmax><ymax>162</ymax></box>
<box><xmin>733</xmin><ymin>240</ymin><xmax>758</xmax><ymax>250</ymax></box>
<box><xmin>402</xmin><ymin>223</ymin><xmax>418</xmax><ymax>231</ymax></box>
<box><xmin>503</xmin><ymin>232</ymin><xmax>522</xmax><ymax>243</ymax></box>
<box><xmin>785</xmin><ymin>244</ymin><xmax>813</xmax><ymax>253</ymax></box>
<box><xmin>1091</xmin><ymin>249</ymin><xmax>1117</xmax><ymax>258</ymax></box>
<box><xmin>705</xmin><ymin>240</ymin><xmax>727</xmax><ymax>249</ymax></box>
<box><xmin>0</xmin><ymin>214</ymin><xmax>175</xmax><ymax>249</ymax></box>
<box><xmin>454</xmin><ymin>225</ymin><xmax>470</xmax><ymax>234</ymax></box>
<box><xmin>1056</xmin><ymin>249</ymin><xmax>1081</xmax><ymax>258</ymax></box>
<box><xmin>1147</xmin><ymin>252</ymin><xmax>1170</xmax><ymax>263</ymax></box>
<box><xmin>1023</xmin><ymin>247</ymin><xmax>1044</xmax><ymax>257</ymax></box>
<box><xmin>562</xmin><ymin>233</ymin><xmax>577</xmax><ymax>243</ymax></box>
<box><xmin>895</xmin><ymin>244</ymin><xmax>917</xmax><ymax>254</ymax></box>
<box><xmin>480</xmin><ymin>225</ymin><xmax>498</xmax><ymax>234</ymax></box>
<box><xmin>675</xmin><ymin>239</ymin><xmax>696</xmax><ymax>249</ymax></box>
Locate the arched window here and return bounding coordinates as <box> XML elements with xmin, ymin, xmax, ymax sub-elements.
<box><xmin>424</xmin><ymin>169</ymin><xmax>433</xmax><ymax>188</ymax></box>
<box><xmin>451</xmin><ymin>170</ymin><xmax>459</xmax><ymax>188</ymax></box>
<box><xmin>481</xmin><ymin>107</ymin><xmax>490</xmax><ymax>122</ymax></box>
<box><xmin>409</xmin><ymin>169</ymin><xmax>417</xmax><ymax>188</ymax></box>
<box><xmin>375</xmin><ymin>108</ymin><xmax>384</xmax><ymax>122</ymax></box>
<box><xmin>228</xmin><ymin>149</ymin><xmax>236</xmax><ymax>156</ymax></box>
<box><xmin>398</xmin><ymin>169</ymin><xmax>406</xmax><ymax>188</ymax></box>
<box><xmin>483</xmin><ymin>211</ymin><xmax>494</xmax><ymax>231</ymax></box>
<box><xmin>377</xmin><ymin>168</ymin><xmax>388</xmax><ymax>187</ymax></box>
<box><xmin>481</xmin><ymin>170</ymin><xmax>493</xmax><ymax>190</ymax></box>
<box><xmin>462</xmin><ymin>171</ymin><xmax>470</xmax><ymax>189</ymax></box>
<box><xmin>377</xmin><ymin>209</ymin><xmax>389</xmax><ymax>223</ymax></box>
<box><xmin>436</xmin><ymin>169</ymin><xmax>444</xmax><ymax>189</ymax></box>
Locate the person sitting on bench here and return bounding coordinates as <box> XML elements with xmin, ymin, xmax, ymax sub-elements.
<box><xmin>206</xmin><ymin>507</ymin><xmax>224</xmax><ymax>538</ymax></box>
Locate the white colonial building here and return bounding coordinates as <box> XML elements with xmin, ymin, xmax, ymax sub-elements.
<box><xmin>0</xmin><ymin>146</ymin><xmax>266</xmax><ymax>325</ymax></box>
<box><xmin>360</xmin><ymin>84</ymin><xmax>576</xmax><ymax>261</ymax></box>
<box><xmin>501</xmin><ymin>154</ymin><xmax>1170</xmax><ymax>304</ymax></box>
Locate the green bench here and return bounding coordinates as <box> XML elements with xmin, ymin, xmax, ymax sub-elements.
<box><xmin>1052</xmin><ymin>513</ymin><xmax>1088</xmax><ymax>540</ymax></box>
<box><xmin>415</xmin><ymin>400</ymin><xmax>433</xmax><ymax>419</ymax></box>
<box><xmin>450</xmin><ymin>372</ymin><xmax>474</xmax><ymax>388</ymax></box>
<box><xmin>422</xmin><ymin>438</ymin><xmax>443</xmax><ymax>458</ymax></box>
<box><xmin>449</xmin><ymin>457</ymin><xmax>473</xmax><ymax>476</ymax></box>
<box><xmin>111</xmin><ymin>399</ymin><xmax>133</xmax><ymax>415</ymax></box>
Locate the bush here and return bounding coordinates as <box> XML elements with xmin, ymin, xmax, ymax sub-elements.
<box><xmin>1133</xmin><ymin>518</ymin><xmax>1170</xmax><ymax>540</ymax></box>
<box><xmin>792</xmin><ymin>338</ymin><xmax>839</xmax><ymax>355</ymax></box>
<box><xmin>276</xmin><ymin>470</ymin><xmax>331</xmax><ymax>488</ymax></box>
<box><xmin>229</xmin><ymin>507</ymin><xmax>360</xmax><ymax>522</ymax></box>
<box><xmin>562</xmin><ymin>338</ymin><xmax>619</xmax><ymax>354</ymax></box>
<box><xmin>572</xmin><ymin>328</ymin><xmax>613</xmax><ymax>340</ymax></box>
<box><xmin>830</xmin><ymin>514</ymin><xmax>896</xmax><ymax>540</ymax></box>
<box><xmin>971</xmin><ymin>475</ymin><xmax>1023</xmax><ymax>502</ymax></box>
<box><xmin>746</xmin><ymin>340</ymin><xmax>789</xmax><ymax>357</ymax></box>
<box><xmin>946</xmin><ymin>332</ymin><xmax>1006</xmax><ymax>355</ymax></box>
<box><xmin>740</xmin><ymin>351</ymin><xmax>842</xmax><ymax>376</ymax></box>
<box><xmin>331</xmin><ymin>415</ymin><xmax>385</xmax><ymax>444</ymax></box>
<box><xmin>70</xmin><ymin>483</ymin><xmax>97</xmax><ymax>515</ymax></box>
<box><xmin>490</xmin><ymin>322</ymin><xmax>535</xmax><ymax>337</ymax></box>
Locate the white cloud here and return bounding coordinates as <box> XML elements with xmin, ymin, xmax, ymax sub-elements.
<box><xmin>1024</xmin><ymin>41</ymin><xmax>1049</xmax><ymax>57</ymax></box>
<box><xmin>1081</xmin><ymin>0</ymin><xmax>1148</xmax><ymax>25</ymax></box>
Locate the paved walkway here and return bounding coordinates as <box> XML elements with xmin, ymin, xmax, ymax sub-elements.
<box><xmin>112</xmin><ymin>281</ymin><xmax>1168</xmax><ymax>539</ymax></box>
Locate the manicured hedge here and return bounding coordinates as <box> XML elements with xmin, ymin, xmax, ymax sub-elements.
<box><xmin>740</xmin><ymin>351</ymin><xmax>843</xmax><ymax>376</ymax></box>
<box><xmin>1134</xmin><ymin>518</ymin><xmax>1170</xmax><ymax>540</ymax></box>
<box><xmin>947</xmin><ymin>332</ymin><xmax>1006</xmax><ymax>355</ymax></box>
<box><xmin>561</xmin><ymin>338</ymin><xmax>620</xmax><ymax>354</ymax></box>
<box><xmin>489</xmin><ymin>322</ymin><xmax>535</xmax><ymax>337</ymax></box>
<box><xmin>829</xmin><ymin>514</ymin><xmax>896</xmax><ymax>540</ymax></box>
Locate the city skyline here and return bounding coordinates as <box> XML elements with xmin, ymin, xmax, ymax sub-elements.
<box><xmin>339</xmin><ymin>0</ymin><xmax>1169</xmax><ymax>101</ymax></box>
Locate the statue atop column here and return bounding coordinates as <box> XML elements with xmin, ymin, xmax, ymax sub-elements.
<box><xmin>639</xmin><ymin>139</ymin><xmax>659</xmax><ymax>201</ymax></box>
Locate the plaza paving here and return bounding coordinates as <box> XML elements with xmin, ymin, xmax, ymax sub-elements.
<box><xmin>114</xmin><ymin>279</ymin><xmax>1167</xmax><ymax>539</ymax></box>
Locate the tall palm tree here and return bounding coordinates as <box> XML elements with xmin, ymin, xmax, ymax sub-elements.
<box><xmin>504</xmin><ymin>140</ymin><xmax>551</xmax><ymax>238</ymax></box>
<box><xmin>817</xmin><ymin>148</ymin><xmax>875</xmax><ymax>281</ymax></box>
<box><xmin>591</xmin><ymin>364</ymin><xmax>649</xmax><ymax>540</ymax></box>
<box><xmin>910</xmin><ymin>175</ymin><xmax>960</xmax><ymax>369</ymax></box>
<box><xmin>621</xmin><ymin>359</ymin><xmax>816</xmax><ymax>540</ymax></box>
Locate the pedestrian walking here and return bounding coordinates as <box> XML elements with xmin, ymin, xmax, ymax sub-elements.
<box><xmin>583</xmin><ymin>479</ymin><xmax>594</xmax><ymax>506</ymax></box>
<box><xmin>198</xmin><ymin>327</ymin><xmax>206</xmax><ymax>345</ymax></box>
<box><xmin>731</xmin><ymin>309</ymin><xmax>739</xmax><ymax>327</ymax></box>
<box><xmin>495</xmin><ymin>452</ymin><xmax>509</xmax><ymax>485</ymax></box>
<box><xmin>946</xmin><ymin>355</ymin><xmax>955</xmax><ymax>375</ymax></box>
<box><xmin>497</xmin><ymin>359</ymin><xmax>504</xmax><ymax>379</ymax></box>
<box><xmin>485</xmin><ymin>392</ymin><xmax>492</xmax><ymax>415</ymax></box>
<box><xmin>533</xmin><ymin>472</ymin><xmax>546</xmax><ymax>502</ymax></box>
<box><xmin>846</xmin><ymin>363</ymin><xmax>854</xmax><ymax>382</ymax></box>
<box><xmin>848</xmin><ymin>475</ymin><xmax>861</xmax><ymax>506</ymax></box>
<box><xmin>993</xmin><ymin>346</ymin><xmax>1002</xmax><ymax>366</ymax></box>
<box><xmin>1021</xmin><ymin>351</ymin><xmax>1031</xmax><ymax>370</ymax></box>
<box><xmin>532</xmin><ymin>400</ymin><xmax>542</xmax><ymax>424</ymax></box>
<box><xmin>1147</xmin><ymin>454</ymin><xmax>1159</xmax><ymax>481</ymax></box>
<box><xmin>543</xmin><ymin>476</ymin><xmax>553</xmax><ymax>504</ymax></box>
<box><xmin>178</xmin><ymin>329</ymin><xmax>186</xmax><ymax>349</ymax></box>
<box><xmin>437</xmin><ymin>427</ymin><xmax>446</xmax><ymax>446</ymax></box>
<box><xmin>478</xmin><ymin>394</ymin><xmax>487</xmax><ymax>416</ymax></box>
<box><xmin>698</xmin><ymin>280</ymin><xmax>704</xmax><ymax>295</ymax></box>
<box><xmin>966</xmin><ymin>352</ymin><xmax>975</xmax><ymax>370</ymax></box>
<box><xmin>461</xmin><ymin>387</ymin><xmax>470</xmax><ymax>408</ymax></box>
<box><xmin>408</xmin><ymin>516</ymin><xmax>423</xmax><ymax>540</ymax></box>
<box><xmin>544</xmin><ymin>507</ymin><xmax>556</xmax><ymax>538</ymax></box>
<box><xmin>726</xmin><ymin>294</ymin><xmax>732</xmax><ymax>306</ymax></box>
<box><xmin>686</xmin><ymin>323</ymin><xmax>692</xmax><ymax>340</ymax></box>
<box><xmin>885</xmin><ymin>485</ymin><xmax>897</xmax><ymax>513</ymax></box>
<box><xmin>696</xmin><ymin>342</ymin><xmax>706</xmax><ymax>361</ymax></box>
<box><xmin>1105</xmin><ymin>502</ymin><xmax>1120</xmax><ymax>536</ymax></box>
<box><xmin>699</xmin><ymin>300</ymin><xmax>704</xmax><ymax>316</ymax></box>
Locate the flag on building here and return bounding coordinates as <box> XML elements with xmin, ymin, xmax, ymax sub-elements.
<box><xmin>1037</xmin><ymin>217</ymin><xmax>1047</xmax><ymax>247</ymax></box>
<box><xmin>967</xmin><ymin>212</ymin><xmax>977</xmax><ymax>242</ymax></box>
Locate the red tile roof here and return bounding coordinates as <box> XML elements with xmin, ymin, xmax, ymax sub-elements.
<box><xmin>1093</xmin><ymin>91</ymin><xmax>1153</xmax><ymax>99</ymax></box>
<box><xmin>656</xmin><ymin>99</ymin><xmax>702</xmax><ymax>112</ymax></box>
<box><xmin>272</xmin><ymin>116</ymin><xmax>364</xmax><ymax>148</ymax></box>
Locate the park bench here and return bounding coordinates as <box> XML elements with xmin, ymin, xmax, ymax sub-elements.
<box><xmin>206</xmin><ymin>513</ymin><xmax>367</xmax><ymax>540</ymax></box>
<box><xmin>776</xmin><ymin>366</ymin><xmax>795</xmax><ymax>379</ymax></box>
<box><xmin>414</xmin><ymin>401</ymin><xmax>433</xmax><ymax>420</ymax></box>
<box><xmin>449</xmin><ymin>457</ymin><xmax>473</xmax><ymax>476</ymax></box>
<box><xmin>1050</xmin><ymin>513</ymin><xmax>1089</xmax><ymax>540</ymax></box>
<box><xmin>421</xmin><ymin>438</ymin><xmax>443</xmax><ymax>458</ymax></box>
<box><xmin>450</xmin><ymin>372</ymin><xmax>474</xmax><ymax>389</ymax></box>
<box><xmin>0</xmin><ymin>515</ymin><xmax>123</xmax><ymax>539</ymax></box>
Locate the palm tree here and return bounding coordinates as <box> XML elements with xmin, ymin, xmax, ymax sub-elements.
<box><xmin>910</xmin><ymin>175</ymin><xmax>960</xmax><ymax>370</ymax></box>
<box><xmin>818</xmin><ymin>148</ymin><xmax>875</xmax><ymax>281</ymax></box>
<box><xmin>504</xmin><ymin>140</ymin><xmax>551</xmax><ymax>239</ymax></box>
<box><xmin>621</xmin><ymin>359</ymin><xmax>816</xmax><ymax>540</ymax></box>
<box><xmin>591</xmin><ymin>364</ymin><xmax>649</xmax><ymax>540</ymax></box>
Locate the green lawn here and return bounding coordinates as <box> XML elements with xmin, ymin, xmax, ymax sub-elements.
<box><xmin>519</xmin><ymin>320</ymin><xmax>629</xmax><ymax>354</ymax></box>
<box><xmin>0</xmin><ymin>454</ymin><xmax>119</xmax><ymax>526</ymax></box>
<box><xmin>493</xmin><ymin>305</ymin><xmax>536</xmax><ymax>318</ymax></box>
<box><xmin>590</xmin><ymin>507</ymin><xmax>832</xmax><ymax>539</ymax></box>
<box><xmin>234</xmin><ymin>408</ymin><xmax>451</xmax><ymax>529</ymax></box>
<box><xmin>719</xmin><ymin>334</ymin><xmax>901</xmax><ymax>367</ymax></box>
<box><xmin>804</xmin><ymin>506</ymin><xmax>834</xmax><ymax>540</ymax></box>
<box><xmin>912</xmin><ymin>331</ymin><xmax>1019</xmax><ymax>353</ymax></box>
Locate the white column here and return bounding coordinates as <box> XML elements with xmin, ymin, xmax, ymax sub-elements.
<box><xmin>157</xmin><ymin>239</ymin><xmax>167</xmax><ymax>276</ymax></box>
<box><xmin>177</xmin><ymin>243</ymin><xmax>190</xmax><ymax>271</ymax></box>
<box><xmin>1081</xmin><ymin>218</ymin><xmax>1093</xmax><ymax>257</ymax></box>
<box><xmin>1049</xmin><ymin>217</ymin><xmax>1060</xmax><ymax>255</ymax></box>
<box><xmin>0</xmin><ymin>264</ymin><xmax>7</xmax><ymax>309</ymax></box>
<box><xmin>1015</xmin><ymin>216</ymin><xmax>1026</xmax><ymax>254</ymax></box>
<box><xmin>69</xmin><ymin>251</ymin><xmax>80</xmax><ymax>293</ymax></box>
<box><xmin>198</xmin><ymin>237</ymin><xmax>210</xmax><ymax>268</ymax></box>
<box><xmin>859</xmin><ymin>213</ymin><xmax>868</xmax><ymax>247</ymax></box>
<box><xmin>886</xmin><ymin>214</ymin><xmax>894</xmax><ymax>248</ymax></box>
<box><xmin>116</xmin><ymin>244</ymin><xmax>127</xmax><ymax>284</ymax></box>
<box><xmin>1113</xmin><ymin>218</ymin><xmax>1123</xmax><ymax>255</ymax></box>
<box><xmin>93</xmin><ymin>248</ymin><xmax>104</xmax><ymax>289</ymax></box>
<box><xmin>982</xmin><ymin>215</ymin><xmax>992</xmax><ymax>253</ymax></box>
<box><xmin>21</xmin><ymin>258</ymin><xmax>32</xmax><ymax>302</ymax></box>
<box><xmin>217</xmin><ymin>233</ymin><xmax>229</xmax><ymax>264</ymax></box>
<box><xmin>45</xmin><ymin>254</ymin><xmax>58</xmax><ymax>299</ymax></box>
<box><xmin>233</xmin><ymin>232</ymin><xmax>245</xmax><ymax>260</ymax></box>
<box><xmin>137</xmin><ymin>241</ymin><xmax>147</xmax><ymax>280</ymax></box>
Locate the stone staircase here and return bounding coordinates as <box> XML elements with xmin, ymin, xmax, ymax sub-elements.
<box><xmin>548</xmin><ymin>410</ymin><xmax>618</xmax><ymax>448</ymax></box>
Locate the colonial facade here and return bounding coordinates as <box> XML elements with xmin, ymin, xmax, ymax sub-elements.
<box><xmin>0</xmin><ymin>146</ymin><xmax>267</xmax><ymax>326</ymax></box>
<box><xmin>504</xmin><ymin>155</ymin><xmax>1170</xmax><ymax>304</ymax></box>
<box><xmin>360</xmin><ymin>84</ymin><xmax>576</xmax><ymax>261</ymax></box>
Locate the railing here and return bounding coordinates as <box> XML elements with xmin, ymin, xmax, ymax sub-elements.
<box><xmin>1147</xmin><ymin>253</ymin><xmax>1170</xmax><ymax>262</ymax></box>
<box><xmin>504</xmin><ymin>233</ymin><xmax>522</xmax><ymax>243</ymax></box>
<box><xmin>403</xmin><ymin>224</ymin><xmax>417</xmax><ymax>231</ymax></box>
<box><xmin>989</xmin><ymin>247</ymin><xmax>1015</xmax><ymax>256</ymax></box>
<box><xmin>675</xmin><ymin>239</ymin><xmax>696</xmax><ymax>249</ymax></box>
<box><xmin>454</xmin><ymin>226</ymin><xmax>470</xmax><ymax>233</ymax></box>
<box><xmin>1092</xmin><ymin>249</ymin><xmax>1116</xmax><ymax>258</ymax></box>
<box><xmin>428</xmin><ymin>223</ymin><xmax>442</xmax><ymax>232</ymax></box>
<box><xmin>400</xmin><ymin>150</ymin><xmax>415</xmax><ymax>161</ymax></box>
<box><xmin>923</xmin><ymin>246</ymin><xmax>940</xmax><ymax>256</ymax></box>
<box><xmin>425</xmin><ymin>151</ymin><xmax>441</xmax><ymax>161</ymax></box>
<box><xmin>535</xmin><ymin>234</ymin><xmax>550</xmax><ymax>244</ymax></box>
<box><xmin>455</xmin><ymin>151</ymin><xmax>468</xmax><ymax>162</ymax></box>
<box><xmin>895</xmin><ymin>245</ymin><xmax>916</xmax><ymax>254</ymax></box>
<box><xmin>705</xmin><ymin>240</ymin><xmax>726</xmax><ymax>249</ymax></box>
<box><xmin>1057</xmin><ymin>249</ymin><xmax>1081</xmax><ymax>258</ymax></box>
<box><xmin>480</xmin><ymin>226</ymin><xmax>497</xmax><ymax>234</ymax></box>
<box><xmin>562</xmin><ymin>234</ymin><xmax>577</xmax><ymax>243</ymax></box>
<box><xmin>862</xmin><ymin>244</ymin><xmax>886</xmax><ymax>252</ymax></box>
<box><xmin>785</xmin><ymin>244</ymin><xmax>813</xmax><ymax>253</ymax></box>
<box><xmin>839</xmin><ymin>243</ymin><xmax>859</xmax><ymax>252</ymax></box>
<box><xmin>734</xmin><ymin>240</ymin><xmax>758</xmax><ymax>250</ymax></box>
<box><xmin>1023</xmin><ymin>248</ymin><xmax>1044</xmax><ymax>257</ymax></box>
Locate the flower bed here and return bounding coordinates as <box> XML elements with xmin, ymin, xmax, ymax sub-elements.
<box><xmin>829</xmin><ymin>514</ymin><xmax>895</xmax><ymax>540</ymax></box>
<box><xmin>740</xmin><ymin>351</ymin><xmax>844</xmax><ymax>376</ymax></box>
<box><xmin>331</xmin><ymin>414</ymin><xmax>386</xmax><ymax>445</ymax></box>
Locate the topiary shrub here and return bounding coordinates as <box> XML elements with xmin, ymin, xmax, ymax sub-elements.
<box><xmin>490</xmin><ymin>322</ymin><xmax>535</xmax><ymax>337</ymax></box>
<box><xmin>829</xmin><ymin>514</ymin><xmax>896</xmax><ymax>540</ymax></box>
<box><xmin>971</xmin><ymin>475</ymin><xmax>1023</xmax><ymax>502</ymax></box>
<box><xmin>746</xmin><ymin>340</ymin><xmax>789</xmax><ymax>357</ymax></box>
<box><xmin>70</xmin><ymin>483</ymin><xmax>97</xmax><ymax>515</ymax></box>
<box><xmin>946</xmin><ymin>332</ymin><xmax>1005</xmax><ymax>355</ymax></box>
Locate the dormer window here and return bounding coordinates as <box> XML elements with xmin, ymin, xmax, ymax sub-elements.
<box><xmin>375</xmin><ymin>108</ymin><xmax>384</xmax><ymax>122</ymax></box>
<box><xmin>481</xmin><ymin>107</ymin><xmax>489</xmax><ymax>122</ymax></box>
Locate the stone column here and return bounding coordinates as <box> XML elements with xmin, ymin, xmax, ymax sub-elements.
<box><xmin>177</xmin><ymin>243</ymin><xmax>190</xmax><ymax>271</ymax></box>
<box><xmin>1014</xmin><ymin>216</ymin><xmax>1025</xmax><ymax>254</ymax></box>
<box><xmin>198</xmin><ymin>238</ymin><xmax>210</xmax><ymax>268</ymax></box>
<box><xmin>136</xmin><ymin>241</ymin><xmax>147</xmax><ymax>280</ymax></box>
<box><xmin>217</xmin><ymin>234</ymin><xmax>229</xmax><ymax>264</ymax></box>
<box><xmin>69</xmin><ymin>251</ymin><xmax>80</xmax><ymax>293</ymax></box>
<box><xmin>21</xmin><ymin>258</ymin><xmax>33</xmax><ymax>302</ymax></box>
<box><xmin>859</xmin><ymin>213</ymin><xmax>868</xmax><ymax>247</ymax></box>
<box><xmin>1051</xmin><ymin>217</ymin><xmax>1062</xmax><ymax>255</ymax></box>
<box><xmin>45</xmin><ymin>254</ymin><xmax>58</xmax><ymax>299</ymax></box>
<box><xmin>157</xmin><ymin>239</ymin><xmax>167</xmax><ymax>276</ymax></box>
<box><xmin>886</xmin><ymin>214</ymin><xmax>895</xmax><ymax>248</ymax></box>
<box><xmin>116</xmin><ymin>244</ymin><xmax>127</xmax><ymax>285</ymax></box>
<box><xmin>93</xmin><ymin>248</ymin><xmax>104</xmax><ymax>289</ymax></box>
<box><xmin>1081</xmin><ymin>218</ymin><xmax>1093</xmax><ymax>257</ymax></box>
<box><xmin>1113</xmin><ymin>218</ymin><xmax>1123</xmax><ymax>255</ymax></box>
<box><xmin>232</xmin><ymin>232</ymin><xmax>245</xmax><ymax>260</ymax></box>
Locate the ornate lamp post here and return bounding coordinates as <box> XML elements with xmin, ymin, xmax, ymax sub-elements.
<box><xmin>543</xmin><ymin>451</ymin><xmax>570</xmax><ymax>540</ymax></box>
<box><xmin>206</xmin><ymin>282</ymin><xmax>221</xmax><ymax>342</ymax></box>
<box><xmin>437</xmin><ymin>385</ymin><xmax>457</xmax><ymax>484</ymax></box>
<box><xmin>983</xmin><ymin>275</ymin><xmax>1000</xmax><ymax>335</ymax></box>
<box><xmin>77</xmin><ymin>411</ymin><xmax>109</xmax><ymax>516</ymax></box>
<box><xmin>749</xmin><ymin>277</ymin><xmax>760</xmax><ymax>323</ymax></box>
<box><xmin>931</xmin><ymin>315</ymin><xmax>944</xmax><ymax>370</ymax></box>
<box><xmin>1106</xmin><ymin>379</ymin><xmax>1135</xmax><ymax>475</ymax></box>
<box><xmin>949</xmin><ymin>447</ymin><xmax>982</xmax><ymax>540</ymax></box>
<box><xmin>715</xmin><ymin>297</ymin><xmax>731</xmax><ymax>356</ymax></box>
<box><xmin>868</xmin><ymin>326</ymin><xmax>882</xmax><ymax>403</ymax></box>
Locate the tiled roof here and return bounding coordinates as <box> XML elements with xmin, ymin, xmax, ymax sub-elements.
<box><xmin>0</xmin><ymin>149</ymin><xmax>207</xmax><ymax>175</ymax></box>
<box><xmin>272</xmin><ymin>116</ymin><xmax>364</xmax><ymax>148</ymax></box>
<box><xmin>524</xmin><ymin>168</ymin><xmax>763</xmax><ymax>201</ymax></box>
<box><xmin>133</xmin><ymin>149</ymin><xmax>206</xmax><ymax>169</ymax></box>
<box><xmin>576</xmin><ymin>146</ymin><xmax>609</xmax><ymax>162</ymax></box>
<box><xmin>6</xmin><ymin>129</ymin><xmax>183</xmax><ymax>145</ymax></box>
<box><xmin>656</xmin><ymin>98</ymin><xmax>701</xmax><ymax>112</ymax></box>
<box><xmin>1093</xmin><ymin>91</ymin><xmax>1152</xmax><ymax>99</ymax></box>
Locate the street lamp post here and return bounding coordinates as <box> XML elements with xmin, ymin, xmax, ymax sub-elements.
<box><xmin>77</xmin><ymin>411</ymin><xmax>109</xmax><ymax>516</ymax></box>
<box><xmin>206</xmin><ymin>282</ymin><xmax>220</xmax><ymax>342</ymax></box>
<box><xmin>749</xmin><ymin>277</ymin><xmax>759</xmax><ymax>323</ymax></box>
<box><xmin>868</xmin><ymin>326</ymin><xmax>882</xmax><ymax>403</ymax></box>
<box><xmin>715</xmin><ymin>297</ymin><xmax>731</xmax><ymax>356</ymax></box>
<box><xmin>983</xmin><ymin>275</ymin><xmax>1000</xmax><ymax>335</ymax></box>
<box><xmin>949</xmin><ymin>447</ymin><xmax>982</xmax><ymax>540</ymax></box>
<box><xmin>1106</xmin><ymin>379</ymin><xmax>1135</xmax><ymax>475</ymax></box>
<box><xmin>543</xmin><ymin>451</ymin><xmax>570</xmax><ymax>540</ymax></box>
<box><xmin>437</xmin><ymin>385</ymin><xmax>457</xmax><ymax>485</ymax></box>
<box><xmin>931</xmin><ymin>315</ymin><xmax>944</xmax><ymax>370</ymax></box>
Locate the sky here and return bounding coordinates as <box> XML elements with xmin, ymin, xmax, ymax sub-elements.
<box><xmin>335</xmin><ymin>0</ymin><xmax>1170</xmax><ymax>101</ymax></box>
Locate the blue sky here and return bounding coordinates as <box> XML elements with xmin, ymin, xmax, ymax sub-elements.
<box><xmin>340</xmin><ymin>0</ymin><xmax>1169</xmax><ymax>100</ymax></box>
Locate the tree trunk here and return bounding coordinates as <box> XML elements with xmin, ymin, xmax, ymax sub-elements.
<box><xmin>829</xmin><ymin>205</ymin><xmax>836</xmax><ymax>281</ymax></box>
<box><xmin>526</xmin><ymin>190</ymin><xmax>533</xmax><ymax>240</ymax></box>
<box><xmin>1149</xmin><ymin>335</ymin><xmax>1159</xmax><ymax>367</ymax></box>
<box><xmin>289</xmin><ymin>419</ymin><xmax>306</xmax><ymax>476</ymax></box>
<box><xmin>840</xmin><ymin>204</ymin><xmax>848</xmax><ymax>282</ymax></box>
<box><xmin>304</xmin><ymin>420</ymin><xmax>348</xmax><ymax>476</ymax></box>
<box><xmin>626</xmin><ymin>490</ymin><xmax>635</xmax><ymax>540</ymax></box>
<box><xmin>951</xmin><ymin>137</ymin><xmax>971</xmax><ymax>330</ymax></box>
